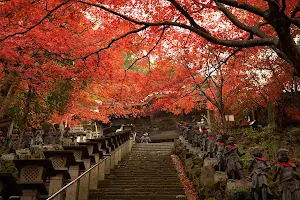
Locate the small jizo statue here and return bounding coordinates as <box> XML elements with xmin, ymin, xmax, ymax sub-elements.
<box><xmin>9</xmin><ymin>130</ymin><xmax>20</xmax><ymax>152</ymax></box>
<box><xmin>273</xmin><ymin>148</ymin><xmax>300</xmax><ymax>200</ymax></box>
<box><xmin>224</xmin><ymin>137</ymin><xmax>245</xmax><ymax>180</ymax></box>
<box><xmin>44</xmin><ymin>126</ymin><xmax>55</xmax><ymax>145</ymax></box>
<box><xmin>35</xmin><ymin>127</ymin><xmax>44</xmax><ymax>145</ymax></box>
<box><xmin>249</xmin><ymin>148</ymin><xmax>272</xmax><ymax>200</ymax></box>
<box><xmin>0</xmin><ymin>131</ymin><xmax>6</xmax><ymax>145</ymax></box>
<box><xmin>215</xmin><ymin>135</ymin><xmax>225</xmax><ymax>171</ymax></box>
<box><xmin>182</xmin><ymin>127</ymin><xmax>189</xmax><ymax>139</ymax></box>
<box><xmin>141</xmin><ymin>133</ymin><xmax>151</xmax><ymax>143</ymax></box>
<box><xmin>22</xmin><ymin>128</ymin><xmax>34</xmax><ymax>148</ymax></box>
<box><xmin>192</xmin><ymin>129</ymin><xmax>201</xmax><ymax>148</ymax></box>
<box><xmin>202</xmin><ymin>134</ymin><xmax>208</xmax><ymax>151</ymax></box>
<box><xmin>206</xmin><ymin>133</ymin><xmax>216</xmax><ymax>158</ymax></box>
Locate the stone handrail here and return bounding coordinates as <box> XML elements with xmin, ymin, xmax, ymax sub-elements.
<box><xmin>1</xmin><ymin>130</ymin><xmax>133</xmax><ymax>200</ymax></box>
<box><xmin>46</xmin><ymin>157</ymin><xmax>107</xmax><ymax>200</ymax></box>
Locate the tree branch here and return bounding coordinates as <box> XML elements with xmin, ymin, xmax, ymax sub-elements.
<box><xmin>77</xmin><ymin>0</ymin><xmax>276</xmax><ymax>48</ymax></box>
<box><xmin>167</xmin><ymin>0</ymin><xmax>203</xmax><ymax>30</ymax></box>
<box><xmin>291</xmin><ymin>6</ymin><xmax>300</xmax><ymax>18</ymax></box>
<box><xmin>216</xmin><ymin>2</ymin><xmax>269</xmax><ymax>38</ymax></box>
<box><xmin>80</xmin><ymin>25</ymin><xmax>149</xmax><ymax>60</ymax></box>
<box><xmin>280</xmin><ymin>0</ymin><xmax>286</xmax><ymax>13</ymax></box>
<box><xmin>215</xmin><ymin>0</ymin><xmax>266</xmax><ymax>17</ymax></box>
<box><xmin>126</xmin><ymin>26</ymin><xmax>166</xmax><ymax>71</ymax></box>
<box><xmin>0</xmin><ymin>0</ymin><xmax>70</xmax><ymax>42</ymax></box>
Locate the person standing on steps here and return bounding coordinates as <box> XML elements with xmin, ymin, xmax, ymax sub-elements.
<box><xmin>141</xmin><ymin>132</ymin><xmax>151</xmax><ymax>143</ymax></box>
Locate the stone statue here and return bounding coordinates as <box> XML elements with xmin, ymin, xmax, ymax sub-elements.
<box><xmin>187</xmin><ymin>125</ymin><xmax>194</xmax><ymax>143</ymax></box>
<box><xmin>60</xmin><ymin>125</ymin><xmax>74</xmax><ymax>145</ymax></box>
<box><xmin>8</xmin><ymin>132</ymin><xmax>19</xmax><ymax>153</ymax></box>
<box><xmin>202</xmin><ymin>134</ymin><xmax>208</xmax><ymax>151</ymax></box>
<box><xmin>215</xmin><ymin>135</ymin><xmax>225</xmax><ymax>171</ymax></box>
<box><xmin>273</xmin><ymin>148</ymin><xmax>300</xmax><ymax>200</ymax></box>
<box><xmin>224</xmin><ymin>137</ymin><xmax>245</xmax><ymax>180</ymax></box>
<box><xmin>199</xmin><ymin>118</ymin><xmax>208</xmax><ymax>133</ymax></box>
<box><xmin>35</xmin><ymin>127</ymin><xmax>44</xmax><ymax>145</ymax></box>
<box><xmin>182</xmin><ymin>127</ymin><xmax>189</xmax><ymax>140</ymax></box>
<box><xmin>206</xmin><ymin>133</ymin><xmax>216</xmax><ymax>158</ymax></box>
<box><xmin>21</xmin><ymin>128</ymin><xmax>34</xmax><ymax>149</ymax></box>
<box><xmin>141</xmin><ymin>132</ymin><xmax>151</xmax><ymax>143</ymax></box>
<box><xmin>0</xmin><ymin>131</ymin><xmax>9</xmax><ymax>155</ymax></box>
<box><xmin>44</xmin><ymin>126</ymin><xmax>55</xmax><ymax>145</ymax></box>
<box><xmin>53</xmin><ymin>128</ymin><xmax>61</xmax><ymax>144</ymax></box>
<box><xmin>249</xmin><ymin>148</ymin><xmax>272</xmax><ymax>200</ymax></box>
<box><xmin>192</xmin><ymin>129</ymin><xmax>202</xmax><ymax>148</ymax></box>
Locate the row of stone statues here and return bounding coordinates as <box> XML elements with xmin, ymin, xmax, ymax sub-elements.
<box><xmin>178</xmin><ymin>122</ymin><xmax>300</xmax><ymax>200</ymax></box>
<box><xmin>0</xmin><ymin>125</ymin><xmax>73</xmax><ymax>155</ymax></box>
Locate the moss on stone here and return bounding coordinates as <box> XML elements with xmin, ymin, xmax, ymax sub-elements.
<box><xmin>228</xmin><ymin>188</ymin><xmax>252</xmax><ymax>200</ymax></box>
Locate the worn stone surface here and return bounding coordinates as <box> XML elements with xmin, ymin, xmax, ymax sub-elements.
<box><xmin>226</xmin><ymin>179</ymin><xmax>251</xmax><ymax>191</ymax></box>
<box><xmin>89</xmin><ymin>142</ymin><xmax>185</xmax><ymax>200</ymax></box>
<box><xmin>204</xmin><ymin>158</ymin><xmax>217</xmax><ymax>167</ymax></box>
<box><xmin>214</xmin><ymin>171</ymin><xmax>228</xmax><ymax>182</ymax></box>
<box><xmin>200</xmin><ymin>165</ymin><xmax>215</xmax><ymax>186</ymax></box>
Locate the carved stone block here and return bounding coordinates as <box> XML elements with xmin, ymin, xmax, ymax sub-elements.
<box><xmin>214</xmin><ymin>171</ymin><xmax>228</xmax><ymax>182</ymax></box>
<box><xmin>204</xmin><ymin>158</ymin><xmax>217</xmax><ymax>167</ymax></box>
<box><xmin>226</xmin><ymin>179</ymin><xmax>251</xmax><ymax>191</ymax></box>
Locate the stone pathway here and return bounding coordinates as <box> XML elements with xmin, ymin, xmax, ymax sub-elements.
<box><xmin>89</xmin><ymin>142</ymin><xmax>186</xmax><ymax>200</ymax></box>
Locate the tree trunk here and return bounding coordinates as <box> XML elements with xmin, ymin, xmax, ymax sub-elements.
<box><xmin>267</xmin><ymin>100</ymin><xmax>276</xmax><ymax>127</ymax></box>
<box><xmin>0</xmin><ymin>73</ymin><xmax>17</xmax><ymax>117</ymax></box>
<box><xmin>20</xmin><ymin>86</ymin><xmax>33</xmax><ymax>129</ymax></box>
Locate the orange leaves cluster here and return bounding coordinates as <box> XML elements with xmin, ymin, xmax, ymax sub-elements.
<box><xmin>1</xmin><ymin>0</ymin><xmax>300</xmax><ymax>126</ymax></box>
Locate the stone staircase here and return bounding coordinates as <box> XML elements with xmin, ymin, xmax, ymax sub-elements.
<box><xmin>89</xmin><ymin>142</ymin><xmax>186</xmax><ymax>200</ymax></box>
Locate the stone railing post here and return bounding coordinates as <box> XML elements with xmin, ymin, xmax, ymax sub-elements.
<box><xmin>13</xmin><ymin>159</ymin><xmax>55</xmax><ymax>200</ymax></box>
<box><xmin>77</xmin><ymin>142</ymin><xmax>99</xmax><ymax>190</ymax></box>
<box><xmin>43</xmin><ymin>150</ymin><xmax>76</xmax><ymax>200</ymax></box>
<box><xmin>62</xmin><ymin>145</ymin><xmax>89</xmax><ymax>200</ymax></box>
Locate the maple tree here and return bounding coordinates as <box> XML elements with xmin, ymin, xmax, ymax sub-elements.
<box><xmin>0</xmin><ymin>0</ymin><xmax>300</xmax><ymax>128</ymax></box>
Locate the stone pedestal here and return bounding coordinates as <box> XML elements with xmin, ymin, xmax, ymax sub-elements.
<box><xmin>110</xmin><ymin>151</ymin><xmax>115</xmax><ymax>169</ymax></box>
<box><xmin>226</xmin><ymin>179</ymin><xmax>251</xmax><ymax>191</ymax></box>
<box><xmin>44</xmin><ymin>151</ymin><xmax>76</xmax><ymax>200</ymax></box>
<box><xmin>89</xmin><ymin>153</ymin><xmax>99</xmax><ymax>190</ymax></box>
<box><xmin>49</xmin><ymin>173</ymin><xmax>64</xmax><ymax>200</ymax></box>
<box><xmin>214</xmin><ymin>171</ymin><xmax>228</xmax><ymax>182</ymax></box>
<box><xmin>66</xmin><ymin>165</ymin><xmax>80</xmax><ymax>200</ymax></box>
<box><xmin>78</xmin><ymin>159</ymin><xmax>91</xmax><ymax>200</ymax></box>
<box><xmin>200</xmin><ymin>166</ymin><xmax>215</xmax><ymax>186</ymax></box>
<box><xmin>20</xmin><ymin>189</ymin><xmax>39</xmax><ymax>200</ymax></box>
<box><xmin>204</xmin><ymin>158</ymin><xmax>217</xmax><ymax>167</ymax></box>
<box><xmin>98</xmin><ymin>159</ymin><xmax>105</xmax><ymax>181</ymax></box>
<box><xmin>104</xmin><ymin>155</ymin><xmax>111</xmax><ymax>175</ymax></box>
<box><xmin>0</xmin><ymin>173</ymin><xmax>22</xmax><ymax>200</ymax></box>
<box><xmin>13</xmin><ymin>159</ymin><xmax>54</xmax><ymax>200</ymax></box>
<box><xmin>198</xmin><ymin>151</ymin><xmax>207</xmax><ymax>160</ymax></box>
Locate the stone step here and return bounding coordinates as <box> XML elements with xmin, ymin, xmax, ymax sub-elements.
<box><xmin>109</xmin><ymin>173</ymin><xmax>178</xmax><ymax>177</ymax></box>
<box><xmin>99</xmin><ymin>180</ymin><xmax>181</xmax><ymax>185</ymax></box>
<box><xmin>89</xmin><ymin>194</ymin><xmax>186</xmax><ymax>200</ymax></box>
<box><xmin>89</xmin><ymin>142</ymin><xmax>183</xmax><ymax>200</ymax></box>
<box><xmin>106</xmin><ymin>173</ymin><xmax>178</xmax><ymax>177</ymax></box>
<box><xmin>90</xmin><ymin>188</ymin><xmax>184</xmax><ymax>193</ymax></box>
<box><xmin>98</xmin><ymin>184</ymin><xmax>182</xmax><ymax>189</ymax></box>
<box><xmin>105</xmin><ymin>177</ymin><xmax>180</xmax><ymax>181</ymax></box>
<box><xmin>90</xmin><ymin>191</ymin><xmax>185</xmax><ymax>196</ymax></box>
<box><xmin>112</xmin><ymin>170</ymin><xmax>177</xmax><ymax>173</ymax></box>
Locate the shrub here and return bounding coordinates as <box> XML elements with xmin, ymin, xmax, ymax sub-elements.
<box><xmin>228</xmin><ymin>188</ymin><xmax>252</xmax><ymax>200</ymax></box>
